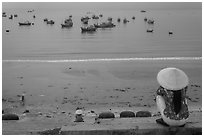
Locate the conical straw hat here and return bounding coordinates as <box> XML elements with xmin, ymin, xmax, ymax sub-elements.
<box><xmin>75</xmin><ymin>109</ymin><xmax>83</xmax><ymax>115</ymax></box>
<box><xmin>157</xmin><ymin>68</ymin><xmax>189</xmax><ymax>90</ymax></box>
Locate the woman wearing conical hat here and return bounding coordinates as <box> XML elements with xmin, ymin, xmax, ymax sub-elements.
<box><xmin>156</xmin><ymin>67</ymin><xmax>189</xmax><ymax>126</ymax></box>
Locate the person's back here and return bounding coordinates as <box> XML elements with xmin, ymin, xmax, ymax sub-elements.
<box><xmin>156</xmin><ymin>67</ymin><xmax>189</xmax><ymax>126</ymax></box>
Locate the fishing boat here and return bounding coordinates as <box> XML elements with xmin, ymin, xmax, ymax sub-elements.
<box><xmin>9</xmin><ymin>15</ymin><xmax>13</xmax><ymax>19</ymax></box>
<box><xmin>61</xmin><ymin>23</ymin><xmax>73</xmax><ymax>28</ymax></box>
<box><xmin>61</xmin><ymin>19</ymin><xmax>73</xmax><ymax>28</ymax></box>
<box><xmin>107</xmin><ymin>17</ymin><xmax>112</xmax><ymax>22</ymax></box>
<box><xmin>44</xmin><ymin>18</ymin><xmax>48</xmax><ymax>22</ymax></box>
<box><xmin>146</xmin><ymin>29</ymin><xmax>154</xmax><ymax>33</ymax></box>
<box><xmin>92</xmin><ymin>15</ymin><xmax>99</xmax><ymax>19</ymax></box>
<box><xmin>94</xmin><ymin>22</ymin><xmax>116</xmax><ymax>28</ymax></box>
<box><xmin>169</xmin><ymin>31</ymin><xmax>173</xmax><ymax>35</ymax></box>
<box><xmin>2</xmin><ymin>14</ymin><xmax>7</xmax><ymax>17</ymax></box>
<box><xmin>81</xmin><ymin>16</ymin><xmax>90</xmax><ymax>22</ymax></box>
<box><xmin>82</xmin><ymin>18</ymin><xmax>89</xmax><ymax>24</ymax></box>
<box><xmin>47</xmin><ymin>20</ymin><xmax>55</xmax><ymax>24</ymax></box>
<box><xmin>123</xmin><ymin>18</ymin><xmax>129</xmax><ymax>24</ymax></box>
<box><xmin>19</xmin><ymin>21</ymin><xmax>31</xmax><ymax>26</ymax></box>
<box><xmin>81</xmin><ymin>25</ymin><xmax>97</xmax><ymax>32</ymax></box>
<box><xmin>64</xmin><ymin>18</ymin><xmax>72</xmax><ymax>24</ymax></box>
<box><xmin>147</xmin><ymin>19</ymin><xmax>154</xmax><ymax>24</ymax></box>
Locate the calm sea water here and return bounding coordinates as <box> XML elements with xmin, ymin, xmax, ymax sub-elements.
<box><xmin>2</xmin><ymin>3</ymin><xmax>202</xmax><ymax>60</ymax></box>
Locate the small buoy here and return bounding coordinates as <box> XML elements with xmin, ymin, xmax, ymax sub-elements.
<box><xmin>136</xmin><ymin>111</ymin><xmax>151</xmax><ymax>117</ymax></box>
<box><xmin>98</xmin><ymin>112</ymin><xmax>115</xmax><ymax>119</ymax></box>
<box><xmin>2</xmin><ymin>113</ymin><xmax>19</xmax><ymax>120</ymax></box>
<box><xmin>120</xmin><ymin>111</ymin><xmax>135</xmax><ymax>118</ymax></box>
<box><xmin>32</xmin><ymin>23</ymin><xmax>34</xmax><ymax>25</ymax></box>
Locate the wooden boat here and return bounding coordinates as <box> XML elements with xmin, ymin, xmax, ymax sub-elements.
<box><xmin>81</xmin><ymin>25</ymin><xmax>97</xmax><ymax>32</ymax></box>
<box><xmin>9</xmin><ymin>15</ymin><xmax>13</xmax><ymax>19</ymax></box>
<box><xmin>123</xmin><ymin>18</ymin><xmax>129</xmax><ymax>24</ymax></box>
<box><xmin>107</xmin><ymin>17</ymin><xmax>112</xmax><ymax>22</ymax></box>
<box><xmin>81</xmin><ymin>16</ymin><xmax>90</xmax><ymax>22</ymax></box>
<box><xmin>61</xmin><ymin>21</ymin><xmax>73</xmax><ymax>28</ymax></box>
<box><xmin>47</xmin><ymin>20</ymin><xmax>55</xmax><ymax>24</ymax></box>
<box><xmin>19</xmin><ymin>21</ymin><xmax>31</xmax><ymax>26</ymax></box>
<box><xmin>94</xmin><ymin>22</ymin><xmax>116</xmax><ymax>28</ymax></box>
<box><xmin>2</xmin><ymin>14</ymin><xmax>7</xmax><ymax>17</ymax></box>
<box><xmin>147</xmin><ymin>29</ymin><xmax>154</xmax><ymax>33</ymax></box>
<box><xmin>82</xmin><ymin>19</ymin><xmax>89</xmax><ymax>24</ymax></box>
<box><xmin>92</xmin><ymin>15</ymin><xmax>99</xmax><ymax>19</ymax></box>
<box><xmin>141</xmin><ymin>10</ymin><xmax>146</xmax><ymax>12</ymax></box>
<box><xmin>44</xmin><ymin>18</ymin><xmax>48</xmax><ymax>22</ymax></box>
<box><xmin>169</xmin><ymin>31</ymin><xmax>173</xmax><ymax>35</ymax></box>
<box><xmin>64</xmin><ymin>18</ymin><xmax>72</xmax><ymax>24</ymax></box>
<box><xmin>147</xmin><ymin>19</ymin><xmax>154</xmax><ymax>24</ymax></box>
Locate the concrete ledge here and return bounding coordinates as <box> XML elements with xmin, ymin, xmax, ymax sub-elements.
<box><xmin>60</xmin><ymin>121</ymin><xmax>202</xmax><ymax>135</ymax></box>
<box><xmin>60</xmin><ymin>112</ymin><xmax>202</xmax><ymax>135</ymax></box>
<box><xmin>2</xmin><ymin>111</ymin><xmax>202</xmax><ymax>135</ymax></box>
<box><xmin>60</xmin><ymin>127</ymin><xmax>202</xmax><ymax>135</ymax></box>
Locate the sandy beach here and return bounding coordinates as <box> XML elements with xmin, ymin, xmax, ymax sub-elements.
<box><xmin>2</xmin><ymin>59</ymin><xmax>202</xmax><ymax>134</ymax></box>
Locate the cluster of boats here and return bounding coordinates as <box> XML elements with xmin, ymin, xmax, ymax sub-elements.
<box><xmin>116</xmin><ymin>17</ymin><xmax>131</xmax><ymax>24</ymax></box>
<box><xmin>43</xmin><ymin>18</ymin><xmax>55</xmax><ymax>24</ymax></box>
<box><xmin>144</xmin><ymin>17</ymin><xmax>155</xmax><ymax>33</ymax></box>
<box><xmin>81</xmin><ymin>21</ymin><xmax>116</xmax><ymax>33</ymax></box>
<box><xmin>80</xmin><ymin>14</ymin><xmax>102</xmax><ymax>24</ymax></box>
<box><xmin>3</xmin><ymin>9</ymin><xmax>173</xmax><ymax>35</ymax></box>
<box><xmin>2</xmin><ymin>12</ymin><xmax>18</xmax><ymax>19</ymax></box>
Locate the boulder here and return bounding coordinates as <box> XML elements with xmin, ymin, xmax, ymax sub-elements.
<box><xmin>2</xmin><ymin>113</ymin><xmax>19</xmax><ymax>120</ymax></box>
<box><xmin>98</xmin><ymin>112</ymin><xmax>115</xmax><ymax>119</ymax></box>
<box><xmin>136</xmin><ymin>111</ymin><xmax>151</xmax><ymax>117</ymax></box>
<box><xmin>120</xmin><ymin>111</ymin><xmax>135</xmax><ymax>118</ymax></box>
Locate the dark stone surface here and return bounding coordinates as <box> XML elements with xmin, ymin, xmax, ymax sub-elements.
<box><xmin>2</xmin><ymin>114</ymin><xmax>19</xmax><ymax>120</ymax></box>
<box><xmin>136</xmin><ymin>111</ymin><xmax>151</xmax><ymax>117</ymax></box>
<box><xmin>120</xmin><ymin>111</ymin><xmax>135</xmax><ymax>118</ymax></box>
<box><xmin>98</xmin><ymin>112</ymin><xmax>115</xmax><ymax>119</ymax></box>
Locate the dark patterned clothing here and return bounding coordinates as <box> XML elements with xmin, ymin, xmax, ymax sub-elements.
<box><xmin>157</xmin><ymin>86</ymin><xmax>189</xmax><ymax>120</ymax></box>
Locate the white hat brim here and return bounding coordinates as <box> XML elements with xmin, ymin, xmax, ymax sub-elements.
<box><xmin>157</xmin><ymin>68</ymin><xmax>189</xmax><ymax>90</ymax></box>
<box><xmin>75</xmin><ymin>110</ymin><xmax>83</xmax><ymax>115</ymax></box>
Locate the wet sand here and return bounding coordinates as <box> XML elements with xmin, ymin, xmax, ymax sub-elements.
<box><xmin>2</xmin><ymin>59</ymin><xmax>202</xmax><ymax>133</ymax></box>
